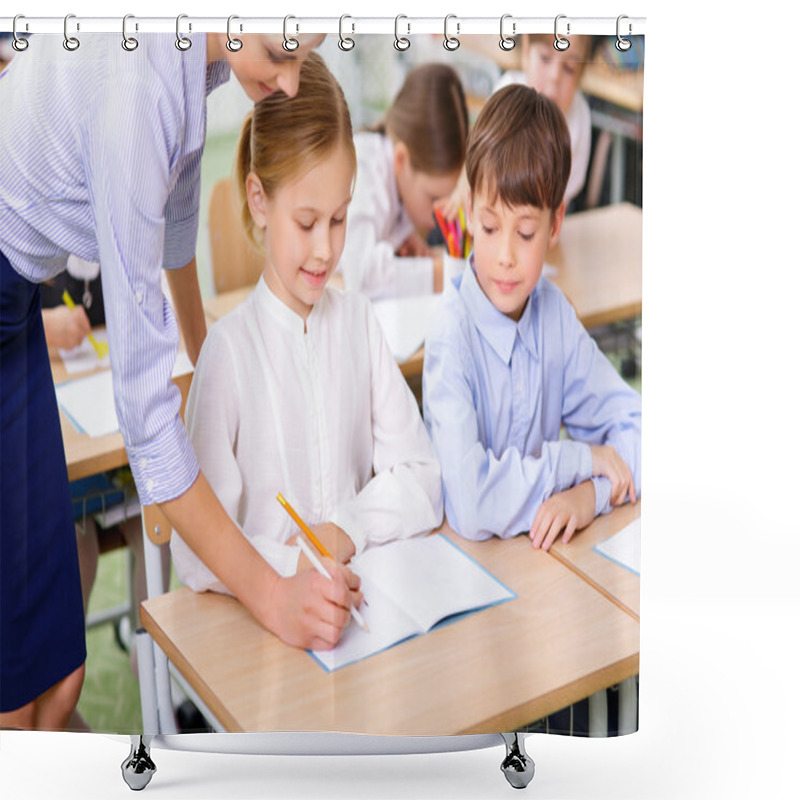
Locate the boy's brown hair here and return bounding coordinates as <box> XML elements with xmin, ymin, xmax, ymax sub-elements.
<box><xmin>466</xmin><ymin>84</ymin><xmax>571</xmax><ymax>212</ymax></box>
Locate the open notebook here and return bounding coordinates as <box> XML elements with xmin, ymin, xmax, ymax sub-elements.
<box><xmin>311</xmin><ymin>535</ymin><xmax>515</xmax><ymax>672</ymax></box>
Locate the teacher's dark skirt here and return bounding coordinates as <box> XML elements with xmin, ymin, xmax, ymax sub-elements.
<box><xmin>1</xmin><ymin>249</ymin><xmax>86</xmax><ymax>713</ymax></box>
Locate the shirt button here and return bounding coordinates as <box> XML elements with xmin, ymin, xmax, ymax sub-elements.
<box><xmin>140</xmin><ymin>457</ymin><xmax>149</xmax><ymax>469</ymax></box>
<box><xmin>145</xmin><ymin>479</ymin><xmax>155</xmax><ymax>493</ymax></box>
<box><xmin>135</xmin><ymin>289</ymin><xmax>144</xmax><ymax>304</ymax></box>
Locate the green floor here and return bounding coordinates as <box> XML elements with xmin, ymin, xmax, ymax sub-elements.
<box><xmin>77</xmin><ymin>548</ymin><xmax>143</xmax><ymax>733</ymax></box>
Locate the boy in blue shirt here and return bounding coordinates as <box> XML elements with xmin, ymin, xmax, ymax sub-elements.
<box><xmin>423</xmin><ymin>84</ymin><xmax>641</xmax><ymax>551</ymax></box>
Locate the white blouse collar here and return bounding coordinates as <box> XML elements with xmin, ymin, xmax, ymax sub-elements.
<box><xmin>254</xmin><ymin>275</ymin><xmax>326</xmax><ymax>338</ymax></box>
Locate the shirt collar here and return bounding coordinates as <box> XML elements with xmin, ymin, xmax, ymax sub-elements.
<box><xmin>254</xmin><ymin>276</ymin><xmax>324</xmax><ymax>339</ymax></box>
<box><xmin>459</xmin><ymin>256</ymin><xmax>539</xmax><ymax>364</ymax></box>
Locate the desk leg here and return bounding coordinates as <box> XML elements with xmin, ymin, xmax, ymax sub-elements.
<box><xmin>121</xmin><ymin>735</ymin><xmax>156</xmax><ymax>791</ymax></box>
<box><xmin>137</xmin><ymin>629</ymin><xmax>159</xmax><ymax>735</ymax></box>
<box><xmin>588</xmin><ymin>689</ymin><xmax>609</xmax><ymax>737</ymax></box>
<box><xmin>618</xmin><ymin>676</ymin><xmax>638</xmax><ymax>735</ymax></box>
<box><xmin>611</xmin><ymin>133</ymin><xmax>626</xmax><ymax>204</ymax></box>
<box><xmin>500</xmin><ymin>733</ymin><xmax>535</xmax><ymax>789</ymax></box>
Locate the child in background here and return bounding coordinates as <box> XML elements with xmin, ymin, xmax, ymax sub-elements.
<box><xmin>172</xmin><ymin>53</ymin><xmax>443</xmax><ymax>651</ymax></box>
<box><xmin>440</xmin><ymin>35</ymin><xmax>594</xmax><ymax>221</ymax></box>
<box><xmin>423</xmin><ymin>84</ymin><xmax>640</xmax><ymax>551</ymax></box>
<box><xmin>338</xmin><ymin>63</ymin><xmax>469</xmax><ymax>300</ymax></box>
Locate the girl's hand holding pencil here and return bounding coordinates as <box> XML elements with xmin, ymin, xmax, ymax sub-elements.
<box><xmin>277</xmin><ymin>493</ymin><xmax>368</xmax><ymax>639</ymax></box>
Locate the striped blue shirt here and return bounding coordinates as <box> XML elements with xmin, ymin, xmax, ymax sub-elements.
<box><xmin>423</xmin><ymin>262</ymin><xmax>642</xmax><ymax>541</ymax></box>
<box><xmin>0</xmin><ymin>33</ymin><xmax>230</xmax><ymax>505</ymax></box>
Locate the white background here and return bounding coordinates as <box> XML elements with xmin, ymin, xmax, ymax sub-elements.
<box><xmin>2</xmin><ymin>1</ymin><xmax>799</xmax><ymax>798</ymax></box>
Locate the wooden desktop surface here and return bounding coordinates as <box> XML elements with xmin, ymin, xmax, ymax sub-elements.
<box><xmin>141</xmin><ymin>511</ymin><xmax>639</xmax><ymax>736</ymax></box>
<box><xmin>546</xmin><ymin>202</ymin><xmax>642</xmax><ymax>330</ymax></box>
<box><xmin>54</xmin><ymin>348</ymin><xmax>192</xmax><ymax>482</ymax></box>
<box><xmin>550</xmin><ymin>501</ymin><xmax>640</xmax><ymax>620</ymax></box>
<box><xmin>52</xmin><ymin>350</ymin><xmax>129</xmax><ymax>482</ymax></box>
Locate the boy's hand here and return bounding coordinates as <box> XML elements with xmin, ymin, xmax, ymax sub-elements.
<box><xmin>530</xmin><ymin>481</ymin><xmax>595</xmax><ymax>551</ymax></box>
<box><xmin>590</xmin><ymin>444</ymin><xmax>636</xmax><ymax>507</ymax></box>
<box><xmin>396</xmin><ymin>232</ymin><xmax>431</xmax><ymax>257</ymax></box>
<box><xmin>290</xmin><ymin>522</ymin><xmax>356</xmax><ymax>565</ymax></box>
<box><xmin>45</xmin><ymin>305</ymin><xmax>91</xmax><ymax>351</ymax></box>
<box><xmin>268</xmin><ymin>560</ymin><xmax>362</xmax><ymax>651</ymax></box>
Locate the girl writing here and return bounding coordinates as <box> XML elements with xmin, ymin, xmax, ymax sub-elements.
<box><xmin>171</xmin><ymin>53</ymin><xmax>443</xmax><ymax>651</ymax></box>
<box><xmin>338</xmin><ymin>63</ymin><xmax>469</xmax><ymax>299</ymax></box>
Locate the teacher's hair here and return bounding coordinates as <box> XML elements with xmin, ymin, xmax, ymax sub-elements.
<box><xmin>235</xmin><ymin>51</ymin><xmax>356</xmax><ymax>249</ymax></box>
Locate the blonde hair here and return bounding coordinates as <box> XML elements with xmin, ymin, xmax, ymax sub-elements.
<box><xmin>235</xmin><ymin>52</ymin><xmax>356</xmax><ymax>248</ymax></box>
<box><xmin>371</xmin><ymin>63</ymin><xmax>468</xmax><ymax>176</ymax></box>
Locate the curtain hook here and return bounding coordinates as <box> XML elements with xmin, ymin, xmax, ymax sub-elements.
<box><xmin>63</xmin><ymin>13</ymin><xmax>80</xmax><ymax>51</ymax></box>
<box><xmin>283</xmin><ymin>15</ymin><xmax>299</xmax><ymax>52</ymax></box>
<box><xmin>175</xmin><ymin>14</ymin><xmax>192</xmax><ymax>51</ymax></box>
<box><xmin>394</xmin><ymin>15</ymin><xmax>410</xmax><ymax>51</ymax></box>
<box><xmin>554</xmin><ymin>14</ymin><xmax>570</xmax><ymax>51</ymax></box>
<box><xmin>443</xmin><ymin>14</ymin><xmax>460</xmax><ymax>52</ymax></box>
<box><xmin>338</xmin><ymin>15</ymin><xmax>355</xmax><ymax>51</ymax></box>
<box><xmin>12</xmin><ymin>14</ymin><xmax>29</xmax><ymax>52</ymax></box>
<box><xmin>122</xmin><ymin>14</ymin><xmax>139</xmax><ymax>52</ymax></box>
<box><xmin>499</xmin><ymin>14</ymin><xmax>515</xmax><ymax>51</ymax></box>
<box><xmin>616</xmin><ymin>15</ymin><xmax>632</xmax><ymax>52</ymax></box>
<box><xmin>226</xmin><ymin>15</ymin><xmax>243</xmax><ymax>52</ymax></box>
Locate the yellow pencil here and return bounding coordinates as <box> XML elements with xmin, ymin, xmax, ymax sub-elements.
<box><xmin>276</xmin><ymin>493</ymin><xmax>369</xmax><ymax>633</ymax></box>
<box><xmin>276</xmin><ymin>492</ymin><xmax>333</xmax><ymax>559</ymax></box>
<box><xmin>61</xmin><ymin>290</ymin><xmax>109</xmax><ymax>360</ymax></box>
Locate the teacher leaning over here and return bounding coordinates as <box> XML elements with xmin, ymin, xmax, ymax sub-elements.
<box><xmin>0</xmin><ymin>29</ymin><xmax>323</xmax><ymax>729</ymax></box>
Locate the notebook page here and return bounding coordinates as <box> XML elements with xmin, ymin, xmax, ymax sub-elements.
<box><xmin>310</xmin><ymin>582</ymin><xmax>419</xmax><ymax>672</ymax></box>
<box><xmin>593</xmin><ymin>517</ymin><xmax>641</xmax><ymax>575</ymax></box>
<box><xmin>55</xmin><ymin>370</ymin><xmax>119</xmax><ymax>437</ymax></box>
<box><xmin>349</xmin><ymin>536</ymin><xmax>513</xmax><ymax>634</ymax></box>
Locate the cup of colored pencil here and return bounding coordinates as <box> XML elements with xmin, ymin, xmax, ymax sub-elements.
<box><xmin>435</xmin><ymin>207</ymin><xmax>470</xmax><ymax>285</ymax></box>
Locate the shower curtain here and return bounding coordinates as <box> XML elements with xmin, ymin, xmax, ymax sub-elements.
<box><xmin>0</xmin><ymin>9</ymin><xmax>643</xmax><ymax>769</ymax></box>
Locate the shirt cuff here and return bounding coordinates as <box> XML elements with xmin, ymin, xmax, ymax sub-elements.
<box><xmin>125</xmin><ymin>419</ymin><xmax>200</xmax><ymax>506</ymax></box>
<box><xmin>555</xmin><ymin>440</ymin><xmax>593</xmax><ymax>491</ymax></box>
<box><xmin>591</xmin><ymin>476</ymin><xmax>612</xmax><ymax>516</ymax></box>
<box><xmin>392</xmin><ymin>256</ymin><xmax>434</xmax><ymax>297</ymax></box>
<box><xmin>162</xmin><ymin>216</ymin><xmax>199</xmax><ymax>270</ymax></box>
<box><xmin>329</xmin><ymin>505</ymin><xmax>369</xmax><ymax>556</ymax></box>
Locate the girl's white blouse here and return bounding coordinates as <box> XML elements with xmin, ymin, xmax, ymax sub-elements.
<box><xmin>338</xmin><ymin>132</ymin><xmax>435</xmax><ymax>300</ymax></box>
<box><xmin>171</xmin><ymin>278</ymin><xmax>443</xmax><ymax>594</ymax></box>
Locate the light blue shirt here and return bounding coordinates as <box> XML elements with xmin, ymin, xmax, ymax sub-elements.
<box><xmin>0</xmin><ymin>34</ymin><xmax>230</xmax><ymax>505</ymax></box>
<box><xmin>422</xmin><ymin>262</ymin><xmax>641</xmax><ymax>541</ymax></box>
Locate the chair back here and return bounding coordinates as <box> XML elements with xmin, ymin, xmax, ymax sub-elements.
<box><xmin>208</xmin><ymin>178</ymin><xmax>263</xmax><ymax>294</ymax></box>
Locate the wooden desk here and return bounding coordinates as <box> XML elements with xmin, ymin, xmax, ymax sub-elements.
<box><xmin>141</xmin><ymin>518</ymin><xmax>639</xmax><ymax>735</ymax></box>
<box><xmin>54</xmin><ymin>348</ymin><xmax>192</xmax><ymax>483</ymax></box>
<box><xmin>52</xmin><ymin>351</ymin><xmax>129</xmax><ymax>482</ymax></box>
<box><xmin>581</xmin><ymin>61</ymin><xmax>643</xmax><ymax>114</ymax></box>
<box><xmin>546</xmin><ymin>202</ymin><xmax>642</xmax><ymax>330</ymax></box>
<box><xmin>550</xmin><ymin>502</ymin><xmax>640</xmax><ymax>621</ymax></box>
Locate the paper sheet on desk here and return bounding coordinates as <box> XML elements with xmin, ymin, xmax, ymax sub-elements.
<box><xmin>593</xmin><ymin>517</ymin><xmax>641</xmax><ymax>575</ymax></box>
<box><xmin>372</xmin><ymin>294</ymin><xmax>442</xmax><ymax>362</ymax></box>
<box><xmin>310</xmin><ymin>536</ymin><xmax>515</xmax><ymax>672</ymax></box>
<box><xmin>58</xmin><ymin>331</ymin><xmax>110</xmax><ymax>374</ymax></box>
<box><xmin>56</xmin><ymin>352</ymin><xmax>194</xmax><ymax>437</ymax></box>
